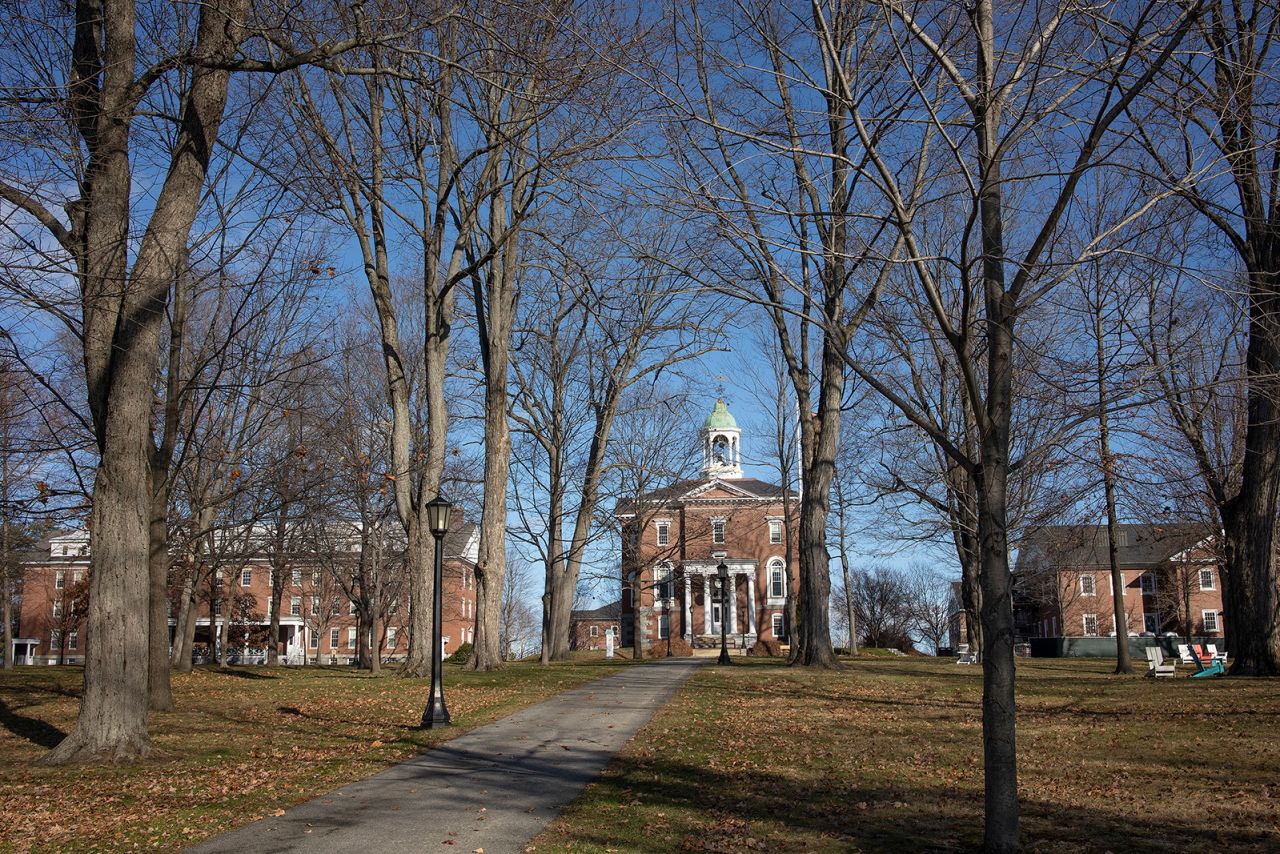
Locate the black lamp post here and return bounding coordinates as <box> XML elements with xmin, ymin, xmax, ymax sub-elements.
<box><xmin>666</xmin><ymin>595</ymin><xmax>675</xmax><ymax>657</ymax></box>
<box><xmin>716</xmin><ymin>561</ymin><xmax>731</xmax><ymax>665</ymax></box>
<box><xmin>420</xmin><ymin>495</ymin><xmax>453</xmax><ymax>728</ymax></box>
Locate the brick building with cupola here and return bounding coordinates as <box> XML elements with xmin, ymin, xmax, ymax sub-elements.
<box><xmin>617</xmin><ymin>400</ymin><xmax>799</xmax><ymax>653</ymax></box>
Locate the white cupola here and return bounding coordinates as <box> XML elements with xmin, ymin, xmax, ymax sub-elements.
<box><xmin>701</xmin><ymin>399</ymin><xmax>743</xmax><ymax>479</ymax></box>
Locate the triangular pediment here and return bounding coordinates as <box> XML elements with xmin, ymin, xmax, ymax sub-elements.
<box><xmin>684</xmin><ymin>478</ymin><xmax>760</xmax><ymax>500</ymax></box>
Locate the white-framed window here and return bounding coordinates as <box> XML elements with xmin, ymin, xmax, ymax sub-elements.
<box><xmin>349</xmin><ymin>601</ymin><xmax>358</xmax><ymax>616</ymax></box>
<box><xmin>1080</xmin><ymin>575</ymin><xmax>1096</xmax><ymax>596</ymax></box>
<box><xmin>72</xmin><ymin>570</ymin><xmax>83</xmax><ymax>585</ymax></box>
<box><xmin>1140</xmin><ymin>573</ymin><xmax>1157</xmax><ymax>594</ymax></box>
<box><xmin>658</xmin><ymin>614</ymin><xmax>670</xmax><ymax>640</ymax></box>
<box><xmin>290</xmin><ymin>596</ymin><xmax>301</xmax><ymax>617</ymax></box>
<box><xmin>215</xmin><ymin>568</ymin><xmax>224</xmax><ymax>582</ymax></box>
<box><xmin>1111</xmin><ymin>613</ymin><xmax>1129</xmax><ymax>634</ymax></box>
<box><xmin>1082</xmin><ymin>613</ymin><xmax>1099</xmax><ymax>636</ymax></box>
<box><xmin>241</xmin><ymin>568</ymin><xmax>252</xmax><ymax>587</ymax></box>
<box><xmin>311</xmin><ymin>596</ymin><xmax>320</xmax><ymax>614</ymax></box>
<box><xmin>1109</xmin><ymin>573</ymin><xmax>1125</xmax><ymax>595</ymax></box>
<box><xmin>347</xmin><ymin>627</ymin><xmax>356</xmax><ymax>648</ymax></box>
<box><xmin>331</xmin><ymin>600</ymin><xmax>341</xmax><ymax>617</ymax></box>
<box><xmin>769</xmin><ymin>560</ymin><xmax>785</xmax><ymax>598</ymax></box>
<box><xmin>55</xmin><ymin>570</ymin><xmax>65</xmax><ymax>590</ymax></box>
<box><xmin>1202</xmin><ymin>610</ymin><xmax>1219</xmax><ymax>633</ymax></box>
<box><xmin>52</xmin><ymin>601</ymin><xmax>63</xmax><ymax>619</ymax></box>
<box><xmin>1199</xmin><ymin>569</ymin><xmax>1215</xmax><ymax>591</ymax></box>
<box><xmin>329</xmin><ymin>628</ymin><xmax>340</xmax><ymax>648</ymax></box>
<box><xmin>771</xmin><ymin>612</ymin><xmax>785</xmax><ymax>639</ymax></box>
<box><xmin>387</xmin><ymin>627</ymin><xmax>397</xmax><ymax>648</ymax></box>
<box><xmin>656</xmin><ymin>521</ymin><xmax>670</xmax><ymax>546</ymax></box>
<box><xmin>655</xmin><ymin>563</ymin><xmax>673</xmax><ymax>601</ymax></box>
<box><xmin>590</xmin><ymin>625</ymin><xmax>599</xmax><ymax>638</ymax></box>
<box><xmin>309</xmin><ymin>630</ymin><xmax>318</xmax><ymax>649</ymax></box>
<box><xmin>291</xmin><ymin>569</ymin><xmax>302</xmax><ymax>586</ymax></box>
<box><xmin>50</xmin><ymin>629</ymin><xmax>61</xmax><ymax>650</ymax></box>
<box><xmin>312</xmin><ymin>570</ymin><xmax>322</xmax><ymax>586</ymax></box>
<box><xmin>712</xmin><ymin>519</ymin><xmax>725</xmax><ymax>544</ymax></box>
<box><xmin>68</xmin><ymin>631</ymin><xmax>78</xmax><ymax>650</ymax></box>
<box><xmin>769</xmin><ymin>520</ymin><xmax>782</xmax><ymax>544</ymax></box>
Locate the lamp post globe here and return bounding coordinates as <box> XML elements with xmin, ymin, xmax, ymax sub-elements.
<box><xmin>717</xmin><ymin>561</ymin><xmax>731</xmax><ymax>665</ymax></box>
<box><xmin>420</xmin><ymin>495</ymin><xmax>453</xmax><ymax>728</ymax></box>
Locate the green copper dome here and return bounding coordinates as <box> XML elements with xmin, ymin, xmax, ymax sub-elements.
<box><xmin>703</xmin><ymin>399</ymin><xmax>738</xmax><ymax>430</ymax></box>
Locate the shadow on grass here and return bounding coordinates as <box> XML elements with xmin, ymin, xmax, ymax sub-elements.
<box><xmin>0</xmin><ymin>699</ymin><xmax>66</xmax><ymax>749</ymax></box>
<box><xmin>555</xmin><ymin>752</ymin><xmax>1274</xmax><ymax>854</ymax></box>
<box><xmin>201</xmin><ymin>667</ymin><xmax>280</xmax><ymax>680</ymax></box>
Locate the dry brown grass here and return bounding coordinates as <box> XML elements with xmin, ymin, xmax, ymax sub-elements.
<box><xmin>0</xmin><ymin>660</ymin><xmax>627</xmax><ymax>853</ymax></box>
<box><xmin>532</xmin><ymin>657</ymin><xmax>1280</xmax><ymax>853</ymax></box>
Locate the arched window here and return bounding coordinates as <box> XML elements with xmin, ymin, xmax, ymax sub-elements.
<box><xmin>769</xmin><ymin>560</ymin><xmax>785</xmax><ymax>598</ymax></box>
<box><xmin>655</xmin><ymin>563</ymin><xmax>674</xmax><ymax>601</ymax></box>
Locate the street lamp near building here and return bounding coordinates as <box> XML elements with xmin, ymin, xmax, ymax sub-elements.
<box><xmin>717</xmin><ymin>560</ymin><xmax>731</xmax><ymax>665</ymax></box>
<box><xmin>419</xmin><ymin>495</ymin><xmax>453</xmax><ymax>729</ymax></box>
<box><xmin>666</xmin><ymin>595</ymin><xmax>675</xmax><ymax>657</ymax></box>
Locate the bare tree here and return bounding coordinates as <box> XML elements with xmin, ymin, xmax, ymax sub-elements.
<box><xmin>1128</xmin><ymin>0</ymin><xmax>1280</xmax><ymax>674</ymax></box>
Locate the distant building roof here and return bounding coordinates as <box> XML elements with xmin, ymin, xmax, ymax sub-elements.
<box><xmin>1016</xmin><ymin>523</ymin><xmax>1212</xmax><ymax>572</ymax></box>
<box><xmin>570</xmin><ymin>601</ymin><xmax>621</xmax><ymax>621</ymax></box>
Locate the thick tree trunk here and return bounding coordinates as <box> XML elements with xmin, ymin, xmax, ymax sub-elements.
<box><xmin>794</xmin><ymin>339</ymin><xmax>843</xmax><ymax>669</ymax></box>
<box><xmin>1226</xmin><ymin>270</ymin><xmax>1280</xmax><ymax>675</ymax></box>
<box><xmin>147</xmin><ymin>477</ymin><xmax>174</xmax><ymax>710</ymax></box>
<box><xmin>471</xmin><ymin>361</ymin><xmax>512</xmax><ymax>672</ymax></box>
<box><xmin>402</xmin><ymin>526</ymin><xmax>434</xmax><ymax>677</ymax></box>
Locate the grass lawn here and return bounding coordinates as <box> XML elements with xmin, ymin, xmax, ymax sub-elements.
<box><xmin>0</xmin><ymin>659</ymin><xmax>629</xmax><ymax>853</ymax></box>
<box><xmin>532</xmin><ymin>656</ymin><xmax>1280</xmax><ymax>853</ymax></box>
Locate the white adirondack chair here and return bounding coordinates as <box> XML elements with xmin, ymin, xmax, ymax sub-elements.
<box><xmin>1206</xmin><ymin>644</ymin><xmax>1228</xmax><ymax>663</ymax></box>
<box><xmin>1177</xmin><ymin>644</ymin><xmax>1197</xmax><ymax>664</ymax></box>
<box><xmin>1145</xmin><ymin>646</ymin><xmax>1176</xmax><ymax>678</ymax></box>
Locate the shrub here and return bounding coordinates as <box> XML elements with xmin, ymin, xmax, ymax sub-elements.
<box><xmin>643</xmin><ymin>636</ymin><xmax>694</xmax><ymax>658</ymax></box>
<box><xmin>447</xmin><ymin>642</ymin><xmax>473</xmax><ymax>665</ymax></box>
<box><xmin>747</xmin><ymin>638</ymin><xmax>783</xmax><ymax>657</ymax></box>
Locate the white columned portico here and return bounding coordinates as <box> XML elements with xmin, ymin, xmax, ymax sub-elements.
<box><xmin>746</xmin><ymin>573</ymin><xmax>756</xmax><ymax>635</ymax></box>
<box><xmin>703</xmin><ymin>575</ymin><xmax>713</xmax><ymax>634</ymax></box>
<box><xmin>684</xmin><ymin>575</ymin><xmax>693</xmax><ymax>640</ymax></box>
<box><xmin>727</xmin><ymin>574</ymin><xmax>738</xmax><ymax>634</ymax></box>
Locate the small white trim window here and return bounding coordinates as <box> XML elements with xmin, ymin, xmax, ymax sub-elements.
<box><xmin>656</xmin><ymin>521</ymin><xmax>670</xmax><ymax>546</ymax></box>
<box><xmin>1082</xmin><ymin>613</ymin><xmax>1099</xmax><ymax>636</ymax></box>
<box><xmin>387</xmin><ymin>627</ymin><xmax>397</xmax><ymax>648</ymax></box>
<box><xmin>1109</xmin><ymin>573</ymin><xmax>1125</xmax><ymax>595</ymax></box>
<box><xmin>1140</xmin><ymin>573</ymin><xmax>1156</xmax><ymax>594</ymax></box>
<box><xmin>347</xmin><ymin>627</ymin><xmax>357</xmax><ymax>648</ymax></box>
<box><xmin>768</xmin><ymin>520</ymin><xmax>782</xmax><ymax>544</ymax></box>
<box><xmin>590</xmin><ymin>625</ymin><xmax>599</xmax><ymax>638</ymax></box>
<box><xmin>55</xmin><ymin>571</ymin><xmax>65</xmax><ymax>590</ymax></box>
<box><xmin>1199</xmin><ymin>569</ymin><xmax>1215</xmax><ymax>591</ymax></box>
<box><xmin>712</xmin><ymin>519</ymin><xmax>725</xmax><ymax>544</ymax></box>
<box><xmin>68</xmin><ymin>631</ymin><xmax>78</xmax><ymax>650</ymax></box>
<box><xmin>50</xmin><ymin>629</ymin><xmax>61</xmax><ymax>651</ymax></box>
<box><xmin>290</xmin><ymin>596</ymin><xmax>301</xmax><ymax>617</ymax></box>
<box><xmin>329</xmin><ymin>628</ymin><xmax>340</xmax><ymax>648</ymax></box>
<box><xmin>52</xmin><ymin>601</ymin><xmax>63</xmax><ymax>619</ymax></box>
<box><xmin>240</xmin><ymin>568</ymin><xmax>252</xmax><ymax>587</ymax></box>
<box><xmin>1080</xmin><ymin>575</ymin><xmax>1096</xmax><ymax>596</ymax></box>
<box><xmin>658</xmin><ymin>613</ymin><xmax>670</xmax><ymax>640</ymax></box>
<box><xmin>771</xmin><ymin>612</ymin><xmax>785</xmax><ymax>639</ymax></box>
<box><xmin>1202</xmin><ymin>610</ymin><xmax>1219</xmax><ymax>633</ymax></box>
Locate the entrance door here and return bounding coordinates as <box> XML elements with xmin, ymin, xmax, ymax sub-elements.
<box><xmin>712</xmin><ymin>603</ymin><xmax>722</xmax><ymax>632</ymax></box>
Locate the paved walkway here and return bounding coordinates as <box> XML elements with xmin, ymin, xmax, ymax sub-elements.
<box><xmin>187</xmin><ymin>658</ymin><xmax>704</xmax><ymax>854</ymax></box>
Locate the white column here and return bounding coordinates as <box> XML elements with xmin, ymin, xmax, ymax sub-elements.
<box><xmin>746</xmin><ymin>572</ymin><xmax>756</xmax><ymax>635</ymax></box>
<box><xmin>684</xmin><ymin>575</ymin><xmax>693</xmax><ymax>640</ymax></box>
<box><xmin>728</xmin><ymin>573</ymin><xmax>738</xmax><ymax>634</ymax></box>
<box><xmin>703</xmin><ymin>575</ymin><xmax>712</xmax><ymax>634</ymax></box>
